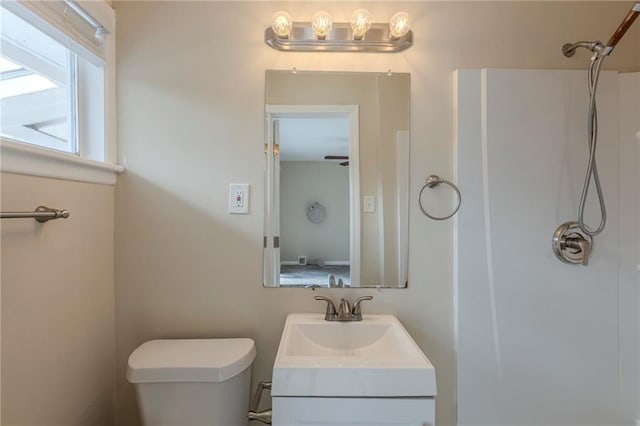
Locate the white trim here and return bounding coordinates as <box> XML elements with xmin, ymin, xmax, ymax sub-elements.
<box><xmin>0</xmin><ymin>138</ymin><xmax>123</xmax><ymax>185</ymax></box>
<box><xmin>324</xmin><ymin>261</ymin><xmax>350</xmax><ymax>266</ymax></box>
<box><xmin>273</xmin><ymin>121</ymin><xmax>282</xmax><ymax>284</ymax></box>
<box><xmin>263</xmin><ymin>113</ymin><xmax>278</xmax><ymax>287</ymax></box>
<box><xmin>103</xmin><ymin>7</ymin><xmax>116</xmax><ymax>164</ymax></box>
<box><xmin>281</xmin><ymin>260</ymin><xmax>349</xmax><ymax>266</ymax></box>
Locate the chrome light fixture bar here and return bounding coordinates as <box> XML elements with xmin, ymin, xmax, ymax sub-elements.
<box><xmin>265</xmin><ymin>11</ymin><xmax>412</xmax><ymax>53</ymax></box>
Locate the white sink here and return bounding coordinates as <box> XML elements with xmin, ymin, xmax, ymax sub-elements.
<box><xmin>271</xmin><ymin>313</ymin><xmax>437</xmax><ymax>397</ymax></box>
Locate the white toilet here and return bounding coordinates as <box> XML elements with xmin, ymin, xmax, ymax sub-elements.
<box><xmin>127</xmin><ymin>338</ymin><xmax>256</xmax><ymax>426</ymax></box>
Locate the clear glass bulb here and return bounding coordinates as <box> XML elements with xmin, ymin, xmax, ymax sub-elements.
<box><xmin>312</xmin><ymin>11</ymin><xmax>332</xmax><ymax>40</ymax></box>
<box><xmin>389</xmin><ymin>12</ymin><xmax>411</xmax><ymax>38</ymax></box>
<box><xmin>350</xmin><ymin>9</ymin><xmax>372</xmax><ymax>40</ymax></box>
<box><xmin>271</xmin><ymin>11</ymin><xmax>293</xmax><ymax>38</ymax></box>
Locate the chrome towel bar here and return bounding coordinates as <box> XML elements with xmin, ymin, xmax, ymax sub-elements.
<box><xmin>0</xmin><ymin>206</ymin><xmax>70</xmax><ymax>223</ymax></box>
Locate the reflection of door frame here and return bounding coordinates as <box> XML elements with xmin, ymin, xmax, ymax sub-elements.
<box><xmin>263</xmin><ymin>115</ymin><xmax>278</xmax><ymax>286</ymax></box>
<box><xmin>265</xmin><ymin>104</ymin><xmax>361</xmax><ymax>286</ymax></box>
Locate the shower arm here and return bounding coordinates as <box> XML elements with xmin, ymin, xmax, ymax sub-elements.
<box><xmin>563</xmin><ymin>2</ymin><xmax>640</xmax><ymax>57</ymax></box>
<box><xmin>607</xmin><ymin>2</ymin><xmax>640</xmax><ymax>48</ymax></box>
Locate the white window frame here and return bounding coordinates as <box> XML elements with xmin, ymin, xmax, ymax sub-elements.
<box><xmin>0</xmin><ymin>0</ymin><xmax>123</xmax><ymax>185</ymax></box>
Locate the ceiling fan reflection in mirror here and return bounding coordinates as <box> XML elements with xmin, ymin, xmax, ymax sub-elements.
<box><xmin>324</xmin><ymin>155</ymin><xmax>349</xmax><ymax>167</ymax></box>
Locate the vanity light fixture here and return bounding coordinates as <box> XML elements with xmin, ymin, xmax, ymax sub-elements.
<box><xmin>265</xmin><ymin>10</ymin><xmax>413</xmax><ymax>53</ymax></box>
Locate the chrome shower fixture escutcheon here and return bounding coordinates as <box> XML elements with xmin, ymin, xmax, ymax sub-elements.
<box><xmin>552</xmin><ymin>221</ymin><xmax>593</xmax><ymax>266</ymax></box>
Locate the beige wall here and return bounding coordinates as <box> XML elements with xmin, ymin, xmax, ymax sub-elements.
<box><xmin>280</xmin><ymin>162</ymin><xmax>350</xmax><ymax>264</ymax></box>
<box><xmin>1</xmin><ymin>173</ymin><xmax>115</xmax><ymax>425</ymax></box>
<box><xmin>377</xmin><ymin>75</ymin><xmax>410</xmax><ymax>285</ymax></box>
<box><xmin>114</xmin><ymin>2</ymin><xmax>639</xmax><ymax>425</ymax></box>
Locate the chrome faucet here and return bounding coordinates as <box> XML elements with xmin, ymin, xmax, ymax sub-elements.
<box><xmin>337</xmin><ymin>298</ymin><xmax>351</xmax><ymax>320</ymax></box>
<box><xmin>314</xmin><ymin>295</ymin><xmax>373</xmax><ymax>321</ymax></box>
<box><xmin>328</xmin><ymin>274</ymin><xmax>336</xmax><ymax>287</ymax></box>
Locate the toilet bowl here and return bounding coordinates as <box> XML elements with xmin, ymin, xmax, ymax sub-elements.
<box><xmin>127</xmin><ymin>338</ymin><xmax>256</xmax><ymax>426</ymax></box>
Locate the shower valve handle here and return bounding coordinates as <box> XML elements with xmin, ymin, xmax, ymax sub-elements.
<box><xmin>566</xmin><ymin>237</ymin><xmax>591</xmax><ymax>266</ymax></box>
<box><xmin>552</xmin><ymin>222</ymin><xmax>593</xmax><ymax>267</ymax></box>
<box><xmin>577</xmin><ymin>239</ymin><xmax>591</xmax><ymax>266</ymax></box>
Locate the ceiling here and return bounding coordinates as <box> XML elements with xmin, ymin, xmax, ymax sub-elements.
<box><xmin>277</xmin><ymin>117</ymin><xmax>350</xmax><ymax>162</ymax></box>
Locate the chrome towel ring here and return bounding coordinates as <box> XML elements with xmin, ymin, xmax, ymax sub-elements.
<box><xmin>418</xmin><ymin>175</ymin><xmax>462</xmax><ymax>220</ymax></box>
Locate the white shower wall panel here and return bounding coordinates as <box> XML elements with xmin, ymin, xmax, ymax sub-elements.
<box><xmin>455</xmin><ymin>69</ymin><xmax>638</xmax><ymax>425</ymax></box>
<box><xmin>618</xmin><ymin>72</ymin><xmax>640</xmax><ymax>420</ymax></box>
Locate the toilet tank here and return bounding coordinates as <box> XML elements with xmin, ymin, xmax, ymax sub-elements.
<box><xmin>127</xmin><ymin>338</ymin><xmax>256</xmax><ymax>426</ymax></box>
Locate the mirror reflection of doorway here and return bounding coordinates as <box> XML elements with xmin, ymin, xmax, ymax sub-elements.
<box><xmin>265</xmin><ymin>105</ymin><xmax>360</xmax><ymax>287</ymax></box>
<box><xmin>279</xmin><ymin>116</ymin><xmax>350</xmax><ymax>286</ymax></box>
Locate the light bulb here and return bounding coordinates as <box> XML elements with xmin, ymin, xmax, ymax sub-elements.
<box><xmin>389</xmin><ymin>12</ymin><xmax>411</xmax><ymax>39</ymax></box>
<box><xmin>271</xmin><ymin>11</ymin><xmax>293</xmax><ymax>39</ymax></box>
<box><xmin>312</xmin><ymin>11</ymin><xmax>332</xmax><ymax>40</ymax></box>
<box><xmin>350</xmin><ymin>9</ymin><xmax>372</xmax><ymax>40</ymax></box>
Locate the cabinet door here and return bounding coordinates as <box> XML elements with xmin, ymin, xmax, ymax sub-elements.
<box><xmin>273</xmin><ymin>397</ymin><xmax>435</xmax><ymax>426</ymax></box>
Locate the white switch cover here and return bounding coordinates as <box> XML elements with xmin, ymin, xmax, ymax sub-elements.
<box><xmin>363</xmin><ymin>195</ymin><xmax>375</xmax><ymax>213</ymax></box>
<box><xmin>229</xmin><ymin>183</ymin><xmax>249</xmax><ymax>214</ymax></box>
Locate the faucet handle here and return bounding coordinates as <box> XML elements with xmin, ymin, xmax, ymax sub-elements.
<box><xmin>351</xmin><ymin>296</ymin><xmax>373</xmax><ymax>320</ymax></box>
<box><xmin>564</xmin><ymin>235</ymin><xmax>592</xmax><ymax>266</ymax></box>
<box><xmin>314</xmin><ymin>296</ymin><xmax>337</xmax><ymax>320</ymax></box>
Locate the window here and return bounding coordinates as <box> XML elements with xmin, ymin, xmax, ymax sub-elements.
<box><xmin>0</xmin><ymin>0</ymin><xmax>121</xmax><ymax>184</ymax></box>
<box><xmin>1</xmin><ymin>7</ymin><xmax>79</xmax><ymax>152</ymax></box>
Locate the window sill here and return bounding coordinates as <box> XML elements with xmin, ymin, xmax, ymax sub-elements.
<box><xmin>0</xmin><ymin>138</ymin><xmax>124</xmax><ymax>185</ymax></box>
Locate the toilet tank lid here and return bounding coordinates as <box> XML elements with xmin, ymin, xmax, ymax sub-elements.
<box><xmin>126</xmin><ymin>338</ymin><xmax>256</xmax><ymax>384</ymax></box>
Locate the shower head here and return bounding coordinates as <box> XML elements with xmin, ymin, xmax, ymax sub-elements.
<box><xmin>562</xmin><ymin>41</ymin><xmax>602</xmax><ymax>57</ymax></box>
<box><xmin>606</xmin><ymin>2</ymin><xmax>640</xmax><ymax>48</ymax></box>
<box><xmin>563</xmin><ymin>2</ymin><xmax>639</xmax><ymax>57</ymax></box>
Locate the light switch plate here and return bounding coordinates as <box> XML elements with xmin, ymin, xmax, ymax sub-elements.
<box><xmin>229</xmin><ymin>183</ymin><xmax>249</xmax><ymax>214</ymax></box>
<box><xmin>363</xmin><ymin>195</ymin><xmax>375</xmax><ymax>213</ymax></box>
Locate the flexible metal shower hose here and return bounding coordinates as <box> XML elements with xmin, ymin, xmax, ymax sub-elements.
<box><xmin>577</xmin><ymin>53</ymin><xmax>607</xmax><ymax>236</ymax></box>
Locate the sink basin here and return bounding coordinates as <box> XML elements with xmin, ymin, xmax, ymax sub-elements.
<box><xmin>272</xmin><ymin>313</ymin><xmax>436</xmax><ymax>397</ymax></box>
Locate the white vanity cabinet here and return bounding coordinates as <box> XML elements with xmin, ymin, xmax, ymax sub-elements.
<box><xmin>273</xmin><ymin>396</ymin><xmax>435</xmax><ymax>426</ymax></box>
<box><xmin>271</xmin><ymin>314</ymin><xmax>437</xmax><ymax>426</ymax></box>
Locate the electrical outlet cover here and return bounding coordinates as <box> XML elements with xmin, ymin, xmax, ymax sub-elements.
<box><xmin>229</xmin><ymin>183</ymin><xmax>249</xmax><ymax>214</ymax></box>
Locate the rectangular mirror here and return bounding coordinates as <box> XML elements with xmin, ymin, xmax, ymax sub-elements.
<box><xmin>263</xmin><ymin>70</ymin><xmax>410</xmax><ymax>288</ymax></box>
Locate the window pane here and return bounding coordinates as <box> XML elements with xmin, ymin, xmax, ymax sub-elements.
<box><xmin>0</xmin><ymin>56</ymin><xmax>21</xmax><ymax>73</ymax></box>
<box><xmin>0</xmin><ymin>72</ymin><xmax>57</xmax><ymax>98</ymax></box>
<box><xmin>0</xmin><ymin>7</ymin><xmax>76</xmax><ymax>153</ymax></box>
